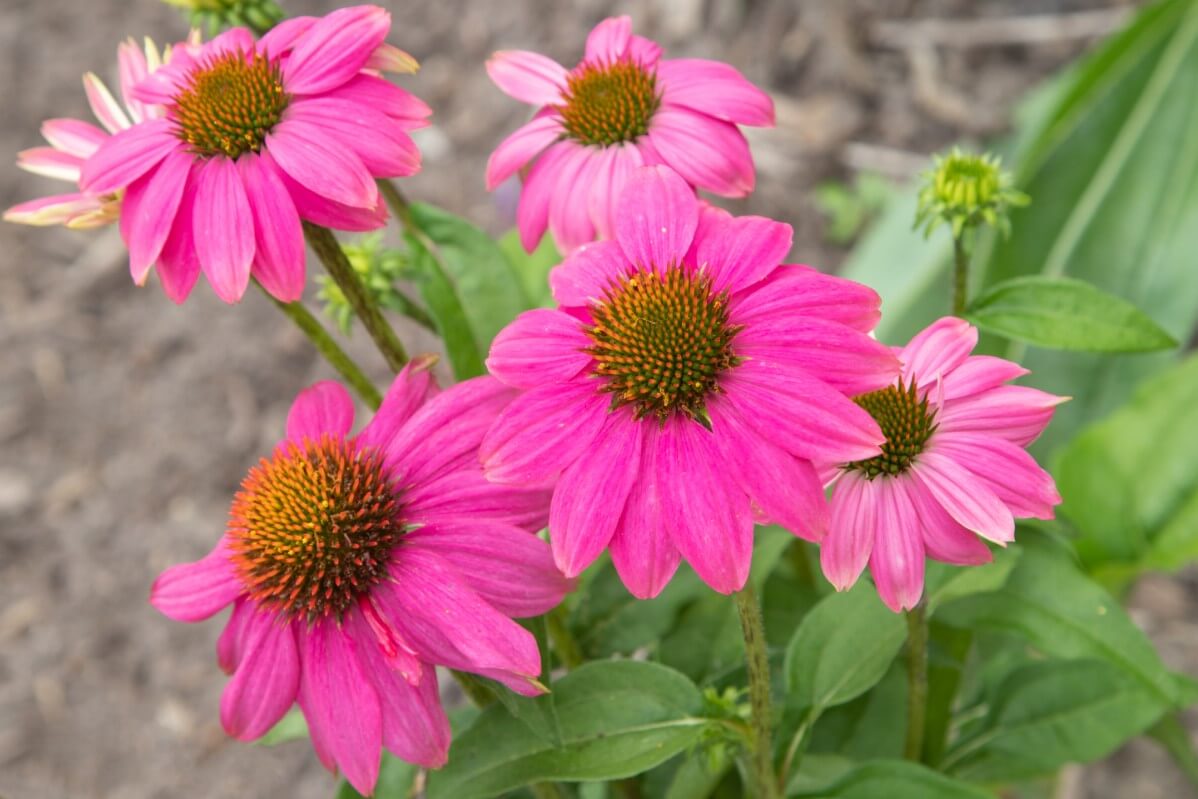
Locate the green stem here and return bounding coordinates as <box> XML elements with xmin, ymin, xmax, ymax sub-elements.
<box><xmin>951</xmin><ymin>234</ymin><xmax>969</xmax><ymax>317</ymax></box>
<box><xmin>1149</xmin><ymin>713</ymin><xmax>1198</xmax><ymax>788</ymax></box>
<box><xmin>547</xmin><ymin>606</ymin><xmax>584</xmax><ymax>670</ymax></box>
<box><xmin>922</xmin><ymin>624</ymin><xmax>972</xmax><ymax>765</ymax></box>
<box><xmin>778</xmin><ymin>709</ymin><xmax>816</xmax><ymax>790</ymax></box>
<box><xmin>304</xmin><ymin>223</ymin><xmax>409</xmax><ymax>373</ymax></box>
<box><xmin>904</xmin><ymin>605</ymin><xmax>929</xmax><ymax>762</ymax></box>
<box><xmin>733</xmin><ymin>587</ymin><xmax>780</xmax><ymax>799</ymax></box>
<box><xmin>263</xmin><ymin>286</ymin><xmax>382</xmax><ymax>410</ymax></box>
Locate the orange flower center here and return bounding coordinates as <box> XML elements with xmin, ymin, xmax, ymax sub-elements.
<box><xmin>173</xmin><ymin>50</ymin><xmax>289</xmax><ymax>158</ymax></box>
<box><xmin>560</xmin><ymin>60</ymin><xmax>660</xmax><ymax>147</ymax></box>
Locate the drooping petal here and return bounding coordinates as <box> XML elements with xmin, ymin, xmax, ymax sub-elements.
<box><xmin>117</xmin><ymin>39</ymin><xmax>154</xmax><ymax>122</ymax></box>
<box><xmin>220</xmin><ymin>612</ymin><xmax>300</xmax><ymax>740</ymax></box>
<box><xmin>41</xmin><ymin>118</ymin><xmax>107</xmax><ymax>158</ymax></box>
<box><xmin>549</xmin><ymin>410</ymin><xmax>642</xmax><ymax>577</ymax></box>
<box><xmin>936</xmin><ymin>386</ymin><xmax>1066</xmax><ymax>447</ymax></box>
<box><xmin>78</xmin><ymin>119</ymin><xmax>177</xmax><ymax>195</ymax></box>
<box><xmin>16</xmin><ymin>146</ymin><xmax>83</xmax><ymax>181</ymax></box>
<box><xmin>516</xmin><ymin>142</ymin><xmax>569</xmax><ymax>251</ymax></box>
<box><xmin>613</xmin><ymin>165</ymin><xmax>698</xmax><ymax>271</ymax></box>
<box><xmin>585</xmin><ymin>16</ymin><xmax>633</xmax><ymax>63</ymax></box>
<box><xmin>900</xmin><ymin>317</ymin><xmax>978</xmax><ymax>387</ymax></box>
<box><xmin>487</xmin><ymin>50</ymin><xmax>569</xmax><ymax>106</ymax></box>
<box><xmin>192</xmin><ymin>157</ymin><xmax>255</xmax><ymax>303</ymax></box>
<box><xmin>909</xmin><ymin>452</ymin><xmax>1015</xmax><ymax>544</ymax></box>
<box><xmin>121</xmin><ymin>148</ymin><xmax>191</xmax><ymax>285</ymax></box>
<box><xmin>238</xmin><ymin>152</ymin><xmax>305</xmax><ymax>302</ymax></box>
<box><xmin>285</xmin><ymin>381</ymin><xmax>355</xmax><ymax>444</ymax></box>
<box><xmin>730</xmin><ymin>265</ymin><xmax>883</xmax><ymax>334</ymax></box>
<box><xmin>868</xmin><ymin>477</ymin><xmax>926</xmax><ymax>612</ymax></box>
<box><xmin>821</xmin><ymin>472</ymin><xmax>876</xmax><ymax>591</ymax></box>
<box><xmin>905</xmin><ymin>480</ymin><xmax>993</xmax><ymax>566</ymax></box>
<box><xmin>4</xmin><ymin>193</ymin><xmax>99</xmax><ymax>227</ymax></box>
<box><xmin>277</xmin><ymin>165</ymin><xmax>387</xmax><ymax>231</ymax></box>
<box><xmin>933</xmin><ymin>433</ymin><xmax>1060</xmax><ymax>520</ymax></box>
<box><xmin>609</xmin><ymin>421</ymin><xmax>681</xmax><ymax>599</ymax></box>
<box><xmin>404</xmin><ymin>468</ymin><xmax>550</xmax><ymax>532</ymax></box>
<box><xmin>82</xmin><ymin>72</ymin><xmax>132</xmax><ymax>133</ymax></box>
<box><xmin>285</xmin><ymin>98</ymin><xmax>421</xmax><ymax>178</ymax></box>
<box><xmin>648</xmin><ymin>108</ymin><xmax>754</xmax><ymax>197</ymax></box>
<box><xmin>548</xmin><ymin>239</ymin><xmax>627</xmax><ymax>307</ymax></box>
<box><xmin>481</xmin><ymin>379</ymin><xmax>608</xmax><ymax>486</ymax></box>
<box><xmin>331</xmin><ymin>74</ymin><xmax>432</xmax><ymax>126</ymax></box>
<box><xmin>658</xmin><ymin>417</ymin><xmax>754</xmax><ymax>594</ymax></box>
<box><xmin>217</xmin><ymin>599</ymin><xmax>254</xmax><ymax>674</ymax></box>
<box><xmin>548</xmin><ymin>145</ymin><xmax>599</xmax><ymax>252</ymax></box>
<box><xmin>406</xmin><ymin>520</ymin><xmax>572</xmax><ymax>617</ymax></box>
<box><xmin>939</xmin><ymin>356</ymin><xmax>1028</xmax><ymax>402</ymax></box>
<box><xmin>283</xmin><ymin>5</ymin><xmax>390</xmax><ymax>95</ymax></box>
<box><xmin>694</xmin><ymin>213</ymin><xmax>791</xmax><ymax>294</ymax></box>
<box><xmin>157</xmin><ymin>170</ymin><xmax>202</xmax><ymax>304</ymax></box>
<box><xmin>658</xmin><ymin>58</ymin><xmax>775</xmax><ymax>126</ymax></box>
<box><xmin>486</xmin><ymin>114</ymin><xmax>563</xmax><ymax>190</ymax></box>
<box><xmin>267</xmin><ymin>119</ymin><xmax>378</xmax><ymax>209</ymax></box>
<box><xmin>150</xmin><ymin>538</ymin><xmax>241</xmax><ymax>622</ymax></box>
<box><xmin>356</xmin><ymin>359</ymin><xmax>439</xmax><ymax>454</ymax></box>
<box><xmin>487</xmin><ymin>308</ymin><xmax>593</xmax><ymax>389</ymax></box>
<box><xmin>587</xmin><ymin>143</ymin><xmax>643</xmax><ymax>241</ymax></box>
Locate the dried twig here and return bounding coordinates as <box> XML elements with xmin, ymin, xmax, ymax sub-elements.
<box><xmin>871</xmin><ymin>8</ymin><xmax>1131</xmax><ymax>50</ymax></box>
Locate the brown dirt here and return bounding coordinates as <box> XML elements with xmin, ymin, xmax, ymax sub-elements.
<box><xmin>1</xmin><ymin>0</ymin><xmax>1189</xmax><ymax>797</ymax></box>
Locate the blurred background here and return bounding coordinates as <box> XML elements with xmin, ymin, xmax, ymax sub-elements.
<box><xmin>2</xmin><ymin>0</ymin><xmax>1193</xmax><ymax>797</ymax></box>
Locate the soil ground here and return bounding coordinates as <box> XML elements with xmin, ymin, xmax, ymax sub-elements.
<box><xmin>2</xmin><ymin>0</ymin><xmax>1193</xmax><ymax>797</ymax></box>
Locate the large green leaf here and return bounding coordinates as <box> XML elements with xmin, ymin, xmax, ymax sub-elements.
<box><xmin>336</xmin><ymin>754</ymin><xmax>418</xmax><ymax>799</ymax></box>
<box><xmin>425</xmin><ymin>661</ymin><xmax>708</xmax><ymax>799</ymax></box>
<box><xmin>784</xmin><ymin>582</ymin><xmax>907</xmax><ymax>715</ymax></box>
<box><xmin>788</xmin><ymin>759</ymin><xmax>995</xmax><ymax>799</ymax></box>
<box><xmin>499</xmin><ymin>229</ymin><xmax>561</xmax><ymax>309</ymax></box>
<box><xmin>942</xmin><ymin>658</ymin><xmax>1162</xmax><ymax>780</ymax></box>
<box><xmin>405</xmin><ymin>233</ymin><xmax>486</xmax><ymax>380</ymax></box>
<box><xmin>1055</xmin><ymin>354</ymin><xmax>1198</xmax><ymax>581</ymax></box>
<box><xmin>965</xmin><ymin>275</ymin><xmax>1176</xmax><ymax>352</ymax></box>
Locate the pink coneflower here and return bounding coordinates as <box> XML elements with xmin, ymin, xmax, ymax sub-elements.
<box><xmin>5</xmin><ymin>37</ymin><xmax>175</xmax><ymax>230</ymax></box>
<box><xmin>151</xmin><ymin>364</ymin><xmax>569</xmax><ymax>795</ymax></box>
<box><xmin>486</xmin><ymin>15</ymin><xmax>774</xmax><ymax>254</ymax></box>
<box><xmin>819</xmin><ymin>317</ymin><xmax>1065</xmax><ymax>612</ymax></box>
<box><xmin>76</xmin><ymin>5</ymin><xmax>430</xmax><ymax>304</ymax></box>
<box><xmin>482</xmin><ymin>166</ymin><xmax>898</xmax><ymax>598</ymax></box>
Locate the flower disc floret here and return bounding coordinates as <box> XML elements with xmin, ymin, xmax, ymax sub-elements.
<box><xmin>847</xmin><ymin>380</ymin><xmax>937</xmax><ymax>478</ymax></box>
<box><xmin>560</xmin><ymin>61</ymin><xmax>660</xmax><ymax>146</ymax></box>
<box><xmin>173</xmin><ymin>50</ymin><xmax>289</xmax><ymax>158</ymax></box>
<box><xmin>228</xmin><ymin>434</ymin><xmax>403</xmax><ymax>621</ymax></box>
<box><xmin>585</xmin><ymin>266</ymin><xmax>740</xmax><ymax>423</ymax></box>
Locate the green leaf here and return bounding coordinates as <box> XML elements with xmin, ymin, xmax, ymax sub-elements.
<box><xmin>939</xmin><ymin>534</ymin><xmax>1182</xmax><ymax>709</ymax></box>
<box><xmin>405</xmin><ymin>233</ymin><xmax>486</xmax><ymax>380</ymax></box>
<box><xmin>257</xmin><ymin>708</ymin><xmax>307</xmax><ymax>746</ymax></box>
<box><xmin>965</xmin><ymin>275</ymin><xmax>1176</xmax><ymax>352</ymax></box>
<box><xmin>406</xmin><ymin>204</ymin><xmax>530</xmax><ymax>349</ymax></box>
<box><xmin>924</xmin><ymin>546</ymin><xmax>1021</xmax><ymax>614</ymax></box>
<box><xmin>499</xmin><ymin>229</ymin><xmax>562</xmax><ymax>308</ymax></box>
<box><xmin>336</xmin><ymin>753</ymin><xmax>418</xmax><ymax>799</ymax></box>
<box><xmin>941</xmin><ymin>658</ymin><xmax>1162</xmax><ymax>780</ymax></box>
<box><xmin>1055</xmin><ymin>354</ymin><xmax>1198</xmax><ymax>580</ymax></box>
<box><xmin>425</xmin><ymin>661</ymin><xmax>708</xmax><ymax>799</ymax></box>
<box><xmin>787</xmin><ymin>759</ymin><xmax>995</xmax><ymax>799</ymax></box>
<box><xmin>784</xmin><ymin>582</ymin><xmax>907</xmax><ymax>714</ymax></box>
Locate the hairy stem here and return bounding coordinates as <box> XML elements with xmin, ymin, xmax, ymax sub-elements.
<box><xmin>904</xmin><ymin>605</ymin><xmax>929</xmax><ymax>762</ymax></box>
<box><xmin>734</xmin><ymin>587</ymin><xmax>780</xmax><ymax>799</ymax></box>
<box><xmin>304</xmin><ymin>223</ymin><xmax>409</xmax><ymax>373</ymax></box>
<box><xmin>263</xmin><ymin>286</ymin><xmax>382</xmax><ymax>409</ymax></box>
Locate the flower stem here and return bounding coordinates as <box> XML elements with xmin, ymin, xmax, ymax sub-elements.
<box><xmin>904</xmin><ymin>605</ymin><xmax>929</xmax><ymax>762</ymax></box>
<box><xmin>733</xmin><ymin>587</ymin><xmax>780</xmax><ymax>799</ymax></box>
<box><xmin>303</xmin><ymin>223</ymin><xmax>409</xmax><ymax>373</ymax></box>
<box><xmin>951</xmin><ymin>234</ymin><xmax>969</xmax><ymax>317</ymax></box>
<box><xmin>547</xmin><ymin>606</ymin><xmax>584</xmax><ymax>670</ymax></box>
<box><xmin>263</xmin><ymin>286</ymin><xmax>382</xmax><ymax>410</ymax></box>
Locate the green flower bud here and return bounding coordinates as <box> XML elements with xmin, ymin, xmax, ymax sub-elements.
<box><xmin>161</xmin><ymin>0</ymin><xmax>284</xmax><ymax>36</ymax></box>
<box><xmin>914</xmin><ymin>148</ymin><xmax>1029</xmax><ymax>240</ymax></box>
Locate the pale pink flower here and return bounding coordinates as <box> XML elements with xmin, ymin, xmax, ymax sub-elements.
<box><xmin>486</xmin><ymin>16</ymin><xmax>774</xmax><ymax>254</ymax></box>
<box><xmin>483</xmin><ymin>166</ymin><xmax>898</xmax><ymax>598</ymax></box>
<box><xmin>77</xmin><ymin>6</ymin><xmax>429</xmax><ymax>304</ymax></box>
<box><xmin>151</xmin><ymin>364</ymin><xmax>568</xmax><ymax>794</ymax></box>
<box><xmin>5</xmin><ymin>37</ymin><xmax>175</xmax><ymax>230</ymax></box>
<box><xmin>819</xmin><ymin>317</ymin><xmax>1066</xmax><ymax>612</ymax></box>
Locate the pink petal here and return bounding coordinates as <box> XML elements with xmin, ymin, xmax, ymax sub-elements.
<box><xmin>588</xmin><ymin>143</ymin><xmax>643</xmax><ymax>241</ymax></box>
<box><xmin>79</xmin><ymin>119</ymin><xmax>177</xmax><ymax>195</ymax></box>
<box><xmin>585</xmin><ymin>16</ymin><xmax>632</xmax><ymax>63</ymax></box>
<box><xmin>609</xmin><ymin>421</ymin><xmax>681</xmax><ymax>599</ymax></box>
<box><xmin>659</xmin><ymin>417</ymin><xmax>754</xmax><ymax>594</ymax></box>
<box><xmin>331</xmin><ymin>74</ymin><xmax>432</xmax><ymax>126</ymax></box>
<box><xmin>868</xmin><ymin>477</ymin><xmax>926</xmax><ymax>612</ymax></box>
<box><xmin>82</xmin><ymin>72</ymin><xmax>131</xmax><ymax>133</ymax></box>
<box><xmin>238</xmin><ymin>152</ymin><xmax>305</xmax><ymax>302</ymax></box>
<box><xmin>549</xmin><ymin>411</ymin><xmax>643</xmax><ymax>577</ymax></box>
<box><xmin>277</xmin><ymin>166</ymin><xmax>387</xmax><ymax>231</ymax></box>
<box><xmin>206</xmin><ymin>27</ymin><xmax>256</xmax><ymax>58</ymax></box>
<box><xmin>936</xmin><ymin>386</ymin><xmax>1065</xmax><ymax>447</ymax></box>
<box><xmin>648</xmin><ymin>108</ymin><xmax>754</xmax><ymax>197</ymax></box>
<box><xmin>157</xmin><ymin>172</ymin><xmax>202</xmax><ymax>304</ymax></box>
<box><xmin>16</xmin><ymin>146</ymin><xmax>82</xmax><ymax>181</ymax></box>
<box><xmin>658</xmin><ymin>58</ymin><xmax>775</xmax><ymax>127</ymax></box>
<box><xmin>150</xmin><ymin>539</ymin><xmax>241</xmax><ymax>622</ymax></box>
<box><xmin>285</xmin><ymin>98</ymin><xmax>421</xmax><ymax>178</ymax></box>
<box><xmin>722</xmin><ymin>359</ymin><xmax>885</xmax><ymax>464</ymax></box>
<box><xmin>258</xmin><ymin>16</ymin><xmax>317</xmax><ymax>59</ymax></box>
<box><xmin>628</xmin><ymin>35</ymin><xmax>663</xmax><ymax>67</ymax></box>
<box><xmin>405</xmin><ymin>468</ymin><xmax>550</xmax><ymax>532</ymax></box>
<box><xmin>283</xmin><ymin>5</ymin><xmax>390</xmax><ymax>95</ymax></box>
<box><xmin>356</xmin><ymin>359</ymin><xmax>439</xmax><ymax>453</ymax></box>
<box><xmin>481</xmin><ymin>379</ymin><xmax>608</xmax><ymax>486</ymax></box>
<box><xmin>217</xmin><ymin>599</ymin><xmax>254</xmax><ymax>674</ymax></box>
<box><xmin>548</xmin><ymin>239</ymin><xmax>627</xmax><ymax>307</ymax></box>
<box><xmin>487</xmin><ymin>115</ymin><xmax>563</xmax><ymax>190</ymax></box>
<box><xmin>285</xmin><ymin>381</ymin><xmax>355</xmax><ymax>444</ymax></box>
<box><xmin>193</xmin><ymin>157</ymin><xmax>255</xmax><ymax>303</ymax></box>
<box><xmin>900</xmin><ymin>317</ymin><xmax>978</xmax><ymax>387</ymax></box>
<box><xmin>348</xmin><ymin>625</ymin><xmax>450</xmax><ymax>768</ymax></box>
<box><xmin>299</xmin><ymin>619</ymin><xmax>383</xmax><ymax>795</ymax></box>
<box><xmin>614</xmin><ymin>165</ymin><xmax>699</xmax><ymax>270</ymax></box>
<box><xmin>940</xmin><ymin>356</ymin><xmax>1028</xmax><ymax>402</ymax></box>
<box><xmin>516</xmin><ymin>143</ymin><xmax>569</xmax><ymax>251</ymax></box>
<box><xmin>406</xmin><ymin>521</ymin><xmax>572</xmax><ymax>617</ymax></box>
<box><xmin>367</xmin><ymin>43</ymin><xmax>420</xmax><ymax>74</ymax></box>
<box><xmin>822</xmin><ymin>473</ymin><xmax>877</xmax><ymax>591</ymax></box>
<box><xmin>4</xmin><ymin>193</ymin><xmax>98</xmax><ymax>227</ymax></box>
<box><xmin>487</xmin><ymin>50</ymin><xmax>568</xmax><ymax>106</ymax></box>
<box><xmin>730</xmin><ymin>265</ymin><xmax>883</xmax><ymax>334</ymax></box>
<box><xmin>487</xmin><ymin>308</ymin><xmax>592</xmax><ymax>389</ymax></box>
<box><xmin>909</xmin><ymin>452</ymin><xmax>1015</xmax><ymax>544</ymax></box>
<box><xmin>548</xmin><ymin>145</ymin><xmax>599</xmax><ymax>252</ymax></box>
<box><xmin>905</xmin><ymin>481</ymin><xmax>993</xmax><ymax>566</ymax></box>
<box><xmin>220</xmin><ymin>612</ymin><xmax>300</xmax><ymax>740</ymax></box>
<box><xmin>117</xmin><ymin>39</ymin><xmax>153</xmax><ymax>123</ymax></box>
<box><xmin>708</xmin><ymin>394</ymin><xmax>828</xmax><ymax>542</ymax></box>
<box><xmin>121</xmin><ymin>148</ymin><xmax>191</xmax><ymax>285</ymax></box>
<box><xmin>933</xmin><ymin>433</ymin><xmax>1060</xmax><ymax>520</ymax></box>
<box><xmin>41</xmin><ymin>118</ymin><xmax>107</xmax><ymax>158</ymax></box>
<box><xmin>694</xmin><ymin>213</ymin><xmax>791</xmax><ymax>294</ymax></box>
<box><xmin>267</xmin><ymin>119</ymin><xmax>378</xmax><ymax>209</ymax></box>
<box><xmin>381</xmin><ymin>549</ymin><xmax>542</xmax><ymax>694</ymax></box>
